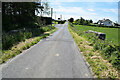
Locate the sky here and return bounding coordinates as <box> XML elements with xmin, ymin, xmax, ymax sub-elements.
<box><xmin>46</xmin><ymin>0</ymin><xmax>118</xmax><ymax>23</ymax></box>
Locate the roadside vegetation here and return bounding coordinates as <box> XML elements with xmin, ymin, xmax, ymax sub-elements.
<box><xmin>1</xmin><ymin>2</ymin><xmax>58</xmax><ymax>64</ymax></box>
<box><xmin>1</xmin><ymin>26</ymin><xmax>58</xmax><ymax>64</ymax></box>
<box><xmin>2</xmin><ymin>25</ymin><xmax>55</xmax><ymax>50</ymax></box>
<box><xmin>68</xmin><ymin>22</ymin><xmax>120</xmax><ymax>79</ymax></box>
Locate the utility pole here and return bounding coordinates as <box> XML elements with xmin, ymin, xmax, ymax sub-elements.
<box><xmin>55</xmin><ymin>11</ymin><xmax>56</xmax><ymax>24</ymax></box>
<box><xmin>55</xmin><ymin>11</ymin><xmax>56</xmax><ymax>20</ymax></box>
<box><xmin>0</xmin><ymin>1</ymin><xmax>2</xmax><ymax>57</ymax></box>
<box><xmin>118</xmin><ymin>1</ymin><xmax>120</xmax><ymax>24</ymax></box>
<box><xmin>51</xmin><ymin>8</ymin><xmax>53</xmax><ymax>26</ymax></box>
<box><xmin>51</xmin><ymin>8</ymin><xmax>53</xmax><ymax>18</ymax></box>
<box><xmin>60</xmin><ymin>15</ymin><xmax>62</xmax><ymax>20</ymax></box>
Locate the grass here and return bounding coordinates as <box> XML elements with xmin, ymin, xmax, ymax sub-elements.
<box><xmin>73</xmin><ymin>25</ymin><xmax>119</xmax><ymax>44</ymax></box>
<box><xmin>68</xmin><ymin>22</ymin><xmax>120</xmax><ymax>79</ymax></box>
<box><xmin>1</xmin><ymin>27</ymin><xmax>58</xmax><ymax>64</ymax></box>
<box><xmin>2</xmin><ymin>25</ymin><xmax>56</xmax><ymax>50</ymax></box>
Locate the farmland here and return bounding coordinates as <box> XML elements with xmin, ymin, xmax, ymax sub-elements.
<box><xmin>72</xmin><ymin>25</ymin><xmax>119</xmax><ymax>44</ymax></box>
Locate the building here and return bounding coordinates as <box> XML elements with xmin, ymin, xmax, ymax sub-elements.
<box><xmin>97</xmin><ymin>19</ymin><xmax>115</xmax><ymax>26</ymax></box>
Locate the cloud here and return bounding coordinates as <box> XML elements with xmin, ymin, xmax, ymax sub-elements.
<box><xmin>49</xmin><ymin>0</ymin><xmax>119</xmax><ymax>2</ymax></box>
<box><xmin>48</xmin><ymin>1</ymin><xmax>117</xmax><ymax>22</ymax></box>
<box><xmin>110</xmin><ymin>9</ymin><xmax>117</xmax><ymax>13</ymax></box>
<box><xmin>88</xmin><ymin>9</ymin><xmax>95</xmax><ymax>11</ymax></box>
<box><xmin>53</xmin><ymin>6</ymin><xmax>98</xmax><ymax>19</ymax></box>
<box><xmin>54</xmin><ymin>6</ymin><xmax>85</xmax><ymax>14</ymax></box>
<box><xmin>54</xmin><ymin>6</ymin><xmax>97</xmax><ymax>15</ymax></box>
<box><xmin>102</xmin><ymin>9</ymin><xmax>117</xmax><ymax>14</ymax></box>
<box><xmin>90</xmin><ymin>13</ymin><xmax>97</xmax><ymax>15</ymax></box>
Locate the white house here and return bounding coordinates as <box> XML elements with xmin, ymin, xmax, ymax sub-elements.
<box><xmin>97</xmin><ymin>19</ymin><xmax>115</xmax><ymax>26</ymax></box>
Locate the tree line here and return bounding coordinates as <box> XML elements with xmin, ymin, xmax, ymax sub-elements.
<box><xmin>2</xmin><ymin>2</ymin><xmax>50</xmax><ymax>32</ymax></box>
<box><xmin>69</xmin><ymin>17</ymin><xmax>93</xmax><ymax>25</ymax></box>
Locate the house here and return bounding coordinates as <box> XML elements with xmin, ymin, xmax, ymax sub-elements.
<box><xmin>97</xmin><ymin>19</ymin><xmax>115</xmax><ymax>26</ymax></box>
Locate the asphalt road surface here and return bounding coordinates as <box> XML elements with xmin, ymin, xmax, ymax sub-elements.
<box><xmin>1</xmin><ymin>22</ymin><xmax>92</xmax><ymax>78</ymax></box>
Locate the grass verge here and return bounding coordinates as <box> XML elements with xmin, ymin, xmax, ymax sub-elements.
<box><xmin>68</xmin><ymin>22</ymin><xmax>120</xmax><ymax>79</ymax></box>
<box><xmin>0</xmin><ymin>28</ymin><xmax>58</xmax><ymax>64</ymax></box>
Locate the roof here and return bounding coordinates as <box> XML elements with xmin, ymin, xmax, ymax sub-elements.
<box><xmin>98</xmin><ymin>19</ymin><xmax>113</xmax><ymax>23</ymax></box>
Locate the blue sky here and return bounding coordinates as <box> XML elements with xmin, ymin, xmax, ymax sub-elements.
<box><xmin>48</xmin><ymin>1</ymin><xmax>118</xmax><ymax>23</ymax></box>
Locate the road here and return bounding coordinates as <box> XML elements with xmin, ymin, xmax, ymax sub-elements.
<box><xmin>1</xmin><ymin>22</ymin><xmax>92</xmax><ymax>78</ymax></box>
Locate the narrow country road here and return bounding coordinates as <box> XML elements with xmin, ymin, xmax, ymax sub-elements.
<box><xmin>1</xmin><ymin>22</ymin><xmax>92</xmax><ymax>78</ymax></box>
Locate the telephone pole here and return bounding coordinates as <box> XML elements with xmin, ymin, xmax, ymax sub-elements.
<box><xmin>55</xmin><ymin>11</ymin><xmax>56</xmax><ymax>24</ymax></box>
<box><xmin>51</xmin><ymin>8</ymin><xmax>53</xmax><ymax>18</ymax></box>
<box><xmin>55</xmin><ymin>11</ymin><xmax>56</xmax><ymax>20</ymax></box>
<box><xmin>51</xmin><ymin>8</ymin><xmax>53</xmax><ymax>26</ymax></box>
<box><xmin>60</xmin><ymin>15</ymin><xmax>62</xmax><ymax>20</ymax></box>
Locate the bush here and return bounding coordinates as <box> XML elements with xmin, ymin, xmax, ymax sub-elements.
<box><xmin>73</xmin><ymin>17</ymin><xmax>91</xmax><ymax>25</ymax></box>
<box><xmin>25</xmin><ymin>43</ymin><xmax>30</xmax><ymax>49</ymax></box>
<box><xmin>10</xmin><ymin>53</ymin><xmax>16</xmax><ymax>58</ymax></box>
<box><xmin>68</xmin><ymin>18</ymin><xmax>74</xmax><ymax>23</ymax></box>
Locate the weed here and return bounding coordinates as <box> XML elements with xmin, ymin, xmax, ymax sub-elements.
<box><xmin>89</xmin><ymin>52</ymin><xmax>93</xmax><ymax>56</ymax></box>
<box><xmin>10</xmin><ymin>53</ymin><xmax>16</xmax><ymax>58</ymax></box>
<box><xmin>25</xmin><ymin>43</ymin><xmax>30</xmax><ymax>49</ymax></box>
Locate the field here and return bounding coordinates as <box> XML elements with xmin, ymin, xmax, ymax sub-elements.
<box><xmin>73</xmin><ymin>25</ymin><xmax>119</xmax><ymax>44</ymax></box>
<box><xmin>69</xmin><ymin>23</ymin><xmax>120</xmax><ymax>78</ymax></box>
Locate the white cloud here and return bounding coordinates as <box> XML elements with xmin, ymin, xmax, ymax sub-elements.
<box><xmin>54</xmin><ymin>6</ymin><xmax>97</xmax><ymax>15</ymax></box>
<box><xmin>88</xmin><ymin>9</ymin><xmax>95</xmax><ymax>11</ymax></box>
<box><xmin>49</xmin><ymin>0</ymin><xmax>62</xmax><ymax>6</ymax></box>
<box><xmin>48</xmin><ymin>0</ymin><xmax>119</xmax><ymax>2</ymax></box>
<box><xmin>102</xmin><ymin>9</ymin><xmax>117</xmax><ymax>14</ymax></box>
<box><xmin>90</xmin><ymin>13</ymin><xmax>97</xmax><ymax>15</ymax></box>
<box><xmin>52</xmin><ymin>6</ymin><xmax>98</xmax><ymax>21</ymax></box>
<box><xmin>48</xmin><ymin>1</ymin><xmax>118</xmax><ymax>22</ymax></box>
<box><xmin>54</xmin><ymin>6</ymin><xmax>86</xmax><ymax>14</ymax></box>
<box><xmin>110</xmin><ymin>9</ymin><xmax>117</xmax><ymax>13</ymax></box>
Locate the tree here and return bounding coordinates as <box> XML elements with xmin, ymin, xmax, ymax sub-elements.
<box><xmin>74</xmin><ymin>19</ymin><xmax>79</xmax><ymax>24</ymax></box>
<box><xmin>69</xmin><ymin>18</ymin><xmax>74</xmax><ymax>23</ymax></box>
<box><xmin>90</xmin><ymin>19</ymin><xmax>93</xmax><ymax>23</ymax></box>
<box><xmin>2</xmin><ymin>1</ymin><xmax>50</xmax><ymax>32</ymax></box>
<box><xmin>79</xmin><ymin>17</ymin><xmax>85</xmax><ymax>25</ymax></box>
<box><xmin>85</xmin><ymin>20</ymin><xmax>90</xmax><ymax>25</ymax></box>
